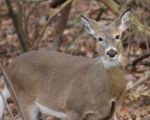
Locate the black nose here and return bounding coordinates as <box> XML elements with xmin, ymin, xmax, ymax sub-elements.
<box><xmin>106</xmin><ymin>49</ymin><xmax>118</xmax><ymax>58</ymax></box>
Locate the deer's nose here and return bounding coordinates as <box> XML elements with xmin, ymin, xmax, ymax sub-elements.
<box><xmin>106</xmin><ymin>49</ymin><xmax>118</xmax><ymax>58</ymax></box>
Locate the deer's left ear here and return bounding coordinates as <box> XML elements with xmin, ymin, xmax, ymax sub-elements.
<box><xmin>80</xmin><ymin>15</ymin><xmax>96</xmax><ymax>35</ymax></box>
<box><xmin>119</xmin><ymin>9</ymin><xmax>131</xmax><ymax>32</ymax></box>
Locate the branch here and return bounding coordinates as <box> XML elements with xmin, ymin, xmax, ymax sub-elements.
<box><xmin>125</xmin><ymin>51</ymin><xmax>150</xmax><ymax>71</ymax></box>
<box><xmin>5</xmin><ymin>0</ymin><xmax>28</xmax><ymax>52</ymax></box>
<box><xmin>101</xmin><ymin>0</ymin><xmax>150</xmax><ymax>38</ymax></box>
<box><xmin>139</xmin><ymin>61</ymin><xmax>150</xmax><ymax>66</ymax></box>
<box><xmin>22</xmin><ymin>0</ymin><xmax>48</xmax><ymax>2</ymax></box>
<box><xmin>0</xmin><ymin>63</ymin><xmax>25</xmax><ymax>120</ymax></box>
<box><xmin>126</xmin><ymin>71</ymin><xmax>150</xmax><ymax>92</ymax></box>
<box><xmin>50</xmin><ymin>0</ymin><xmax>72</xmax><ymax>51</ymax></box>
<box><xmin>50</xmin><ymin>0</ymin><xmax>67</xmax><ymax>8</ymax></box>
<box><xmin>0</xmin><ymin>11</ymin><xmax>9</xmax><ymax>17</ymax></box>
<box><xmin>96</xmin><ymin>8</ymin><xmax>108</xmax><ymax>21</ymax></box>
<box><xmin>24</xmin><ymin>2</ymin><xmax>38</xmax><ymax>47</ymax></box>
<box><xmin>33</xmin><ymin>0</ymin><xmax>73</xmax><ymax>49</ymax></box>
<box><xmin>131</xmin><ymin>51</ymin><xmax>150</xmax><ymax>66</ymax></box>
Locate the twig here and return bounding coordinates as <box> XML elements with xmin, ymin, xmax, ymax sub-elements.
<box><xmin>126</xmin><ymin>71</ymin><xmax>150</xmax><ymax>92</ymax></box>
<box><xmin>96</xmin><ymin>8</ymin><xmax>107</xmax><ymax>21</ymax></box>
<box><xmin>131</xmin><ymin>51</ymin><xmax>150</xmax><ymax>66</ymax></box>
<box><xmin>33</xmin><ymin>0</ymin><xmax>73</xmax><ymax>49</ymax></box>
<box><xmin>125</xmin><ymin>51</ymin><xmax>150</xmax><ymax>71</ymax></box>
<box><xmin>51</xmin><ymin>0</ymin><xmax>72</xmax><ymax>51</ymax></box>
<box><xmin>50</xmin><ymin>0</ymin><xmax>67</xmax><ymax>8</ymax></box>
<box><xmin>0</xmin><ymin>91</ymin><xmax>16</xmax><ymax>120</ymax></box>
<box><xmin>101</xmin><ymin>0</ymin><xmax>150</xmax><ymax>38</ymax></box>
<box><xmin>0</xmin><ymin>63</ymin><xmax>25</xmax><ymax>120</ymax></box>
<box><xmin>0</xmin><ymin>11</ymin><xmax>9</xmax><ymax>17</ymax></box>
<box><xmin>139</xmin><ymin>61</ymin><xmax>150</xmax><ymax>66</ymax></box>
<box><xmin>22</xmin><ymin>0</ymin><xmax>48</xmax><ymax>2</ymax></box>
<box><xmin>5</xmin><ymin>0</ymin><xmax>28</xmax><ymax>52</ymax></box>
<box><xmin>24</xmin><ymin>2</ymin><xmax>38</xmax><ymax>46</ymax></box>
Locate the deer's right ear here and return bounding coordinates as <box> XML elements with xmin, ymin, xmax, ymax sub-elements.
<box><xmin>80</xmin><ymin>15</ymin><xmax>96</xmax><ymax>35</ymax></box>
<box><xmin>119</xmin><ymin>9</ymin><xmax>131</xmax><ymax>32</ymax></box>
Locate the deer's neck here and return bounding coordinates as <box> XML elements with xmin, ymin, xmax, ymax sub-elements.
<box><xmin>86</xmin><ymin>57</ymin><xmax>126</xmax><ymax>102</ymax></box>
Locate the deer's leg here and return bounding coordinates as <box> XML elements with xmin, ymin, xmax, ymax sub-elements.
<box><xmin>36</xmin><ymin>102</ymin><xmax>81</xmax><ymax>120</ymax></box>
<box><xmin>0</xmin><ymin>81</ymin><xmax>10</xmax><ymax>120</ymax></box>
<box><xmin>0</xmin><ymin>95</ymin><xmax>5</xmax><ymax>120</ymax></box>
<box><xmin>64</xmin><ymin>111</ymin><xmax>82</xmax><ymax>120</ymax></box>
<box><xmin>20</xmin><ymin>102</ymin><xmax>39</xmax><ymax>120</ymax></box>
<box><xmin>110</xmin><ymin>113</ymin><xmax>117</xmax><ymax>120</ymax></box>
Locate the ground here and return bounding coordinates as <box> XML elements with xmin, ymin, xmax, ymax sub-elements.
<box><xmin>0</xmin><ymin>0</ymin><xmax>149</xmax><ymax>120</ymax></box>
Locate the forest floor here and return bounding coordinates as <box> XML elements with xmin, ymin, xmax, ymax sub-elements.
<box><xmin>0</xmin><ymin>0</ymin><xmax>149</xmax><ymax>120</ymax></box>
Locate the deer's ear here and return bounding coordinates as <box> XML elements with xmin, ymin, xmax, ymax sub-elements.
<box><xmin>80</xmin><ymin>15</ymin><xmax>96</xmax><ymax>35</ymax></box>
<box><xmin>119</xmin><ymin>9</ymin><xmax>131</xmax><ymax>32</ymax></box>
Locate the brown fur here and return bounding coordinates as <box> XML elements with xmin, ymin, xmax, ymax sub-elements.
<box><xmin>6</xmin><ymin>50</ymin><xmax>126</xmax><ymax>120</ymax></box>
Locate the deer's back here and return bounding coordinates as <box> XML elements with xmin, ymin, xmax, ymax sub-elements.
<box><xmin>6</xmin><ymin>50</ymin><xmax>93</xmax><ymax>102</ymax></box>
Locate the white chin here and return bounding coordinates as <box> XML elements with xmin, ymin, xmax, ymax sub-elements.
<box><xmin>101</xmin><ymin>55</ymin><xmax>122</xmax><ymax>69</ymax></box>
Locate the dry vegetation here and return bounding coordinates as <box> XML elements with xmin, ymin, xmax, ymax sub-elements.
<box><xmin>0</xmin><ymin>0</ymin><xmax>150</xmax><ymax>120</ymax></box>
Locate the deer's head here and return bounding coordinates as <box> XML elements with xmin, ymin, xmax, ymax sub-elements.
<box><xmin>81</xmin><ymin>10</ymin><xmax>131</xmax><ymax>68</ymax></box>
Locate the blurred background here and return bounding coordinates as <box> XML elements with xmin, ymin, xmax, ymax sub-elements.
<box><xmin>0</xmin><ymin>0</ymin><xmax>150</xmax><ymax>119</ymax></box>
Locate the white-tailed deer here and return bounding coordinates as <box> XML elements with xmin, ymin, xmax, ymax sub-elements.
<box><xmin>0</xmin><ymin>10</ymin><xmax>131</xmax><ymax>120</ymax></box>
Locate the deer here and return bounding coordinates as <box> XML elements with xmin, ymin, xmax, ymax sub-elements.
<box><xmin>0</xmin><ymin>10</ymin><xmax>131</xmax><ymax>120</ymax></box>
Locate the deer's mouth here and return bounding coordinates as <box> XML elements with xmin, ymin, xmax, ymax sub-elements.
<box><xmin>107</xmin><ymin>54</ymin><xmax>118</xmax><ymax>61</ymax></box>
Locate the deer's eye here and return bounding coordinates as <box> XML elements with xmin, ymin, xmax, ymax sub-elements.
<box><xmin>98</xmin><ymin>37</ymin><xmax>103</xmax><ymax>42</ymax></box>
<box><xmin>115</xmin><ymin>35</ymin><xmax>120</xmax><ymax>39</ymax></box>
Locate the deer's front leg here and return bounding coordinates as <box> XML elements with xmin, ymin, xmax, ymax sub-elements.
<box><xmin>111</xmin><ymin>113</ymin><xmax>117</xmax><ymax>120</ymax></box>
<box><xmin>61</xmin><ymin>111</ymin><xmax>82</xmax><ymax>120</ymax></box>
